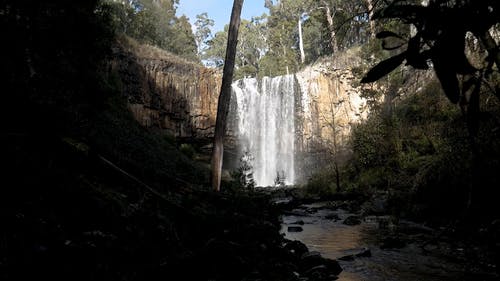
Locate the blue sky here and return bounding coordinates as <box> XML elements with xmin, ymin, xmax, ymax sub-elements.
<box><xmin>177</xmin><ymin>0</ymin><xmax>268</xmax><ymax>33</ymax></box>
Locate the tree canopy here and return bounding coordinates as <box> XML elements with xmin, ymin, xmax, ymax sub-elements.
<box><xmin>205</xmin><ymin>0</ymin><xmax>376</xmax><ymax>77</ymax></box>
<box><xmin>361</xmin><ymin>0</ymin><xmax>500</xmax><ymax>135</ymax></box>
<box><xmin>105</xmin><ymin>0</ymin><xmax>198</xmax><ymax>61</ymax></box>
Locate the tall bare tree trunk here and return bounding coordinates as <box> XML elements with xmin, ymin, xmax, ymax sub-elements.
<box><xmin>211</xmin><ymin>0</ymin><xmax>244</xmax><ymax>191</ymax></box>
<box><xmin>298</xmin><ymin>16</ymin><xmax>305</xmax><ymax>64</ymax></box>
<box><xmin>366</xmin><ymin>0</ymin><xmax>376</xmax><ymax>39</ymax></box>
<box><xmin>322</xmin><ymin>2</ymin><xmax>338</xmax><ymax>53</ymax></box>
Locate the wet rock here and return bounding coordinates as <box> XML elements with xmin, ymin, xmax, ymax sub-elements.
<box><xmin>322</xmin><ymin>259</ymin><xmax>343</xmax><ymax>276</ymax></box>
<box><xmin>338</xmin><ymin>254</ymin><xmax>355</xmax><ymax>261</ymax></box>
<box><xmin>377</xmin><ymin>216</ymin><xmax>398</xmax><ymax>230</ymax></box>
<box><xmin>301</xmin><ymin>251</ymin><xmax>322</xmax><ymax>260</ymax></box>
<box><xmin>362</xmin><ymin>196</ymin><xmax>387</xmax><ymax>215</ymax></box>
<box><xmin>284</xmin><ymin>210</ymin><xmax>308</xmax><ymax>216</ymax></box>
<box><xmin>325</xmin><ymin>214</ymin><xmax>340</xmax><ymax>221</ymax></box>
<box><xmin>398</xmin><ymin>220</ymin><xmax>434</xmax><ymax>235</ymax></box>
<box><xmin>381</xmin><ymin>236</ymin><xmax>406</xmax><ymax>249</ymax></box>
<box><xmin>304</xmin><ymin>264</ymin><xmax>328</xmax><ymax>279</ymax></box>
<box><xmin>288</xmin><ymin>226</ymin><xmax>304</xmax><ymax>232</ymax></box>
<box><xmin>343</xmin><ymin>215</ymin><xmax>362</xmax><ymax>226</ymax></box>
<box><xmin>347</xmin><ymin>203</ymin><xmax>362</xmax><ymax>214</ymax></box>
<box><xmin>300</xmin><ymin>251</ymin><xmax>323</xmax><ymax>270</ymax></box>
<box><xmin>339</xmin><ymin>247</ymin><xmax>372</xmax><ymax>261</ymax></box>
<box><xmin>299</xmin><ymin>252</ymin><xmax>342</xmax><ymax>276</ymax></box>
<box><xmin>355</xmin><ymin>247</ymin><xmax>372</xmax><ymax>257</ymax></box>
<box><xmin>284</xmin><ymin>240</ymin><xmax>309</xmax><ymax>258</ymax></box>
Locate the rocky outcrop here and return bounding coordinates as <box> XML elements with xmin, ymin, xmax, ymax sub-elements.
<box><xmin>110</xmin><ymin>37</ymin><xmax>221</xmax><ymax>142</ymax></box>
<box><xmin>111</xmin><ymin>38</ymin><xmax>371</xmax><ymax>181</ymax></box>
<box><xmin>226</xmin><ymin>51</ymin><xmax>371</xmax><ymax>183</ymax></box>
<box><xmin>296</xmin><ymin>57</ymin><xmax>369</xmax><ymax>155</ymax></box>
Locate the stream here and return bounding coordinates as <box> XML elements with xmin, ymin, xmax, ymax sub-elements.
<box><xmin>280</xmin><ymin>202</ymin><xmax>487</xmax><ymax>281</ymax></box>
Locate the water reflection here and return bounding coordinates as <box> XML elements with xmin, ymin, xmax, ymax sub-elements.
<box><xmin>281</xmin><ymin>203</ymin><xmax>466</xmax><ymax>281</ymax></box>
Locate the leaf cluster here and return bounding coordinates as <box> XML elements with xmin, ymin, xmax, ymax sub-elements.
<box><xmin>361</xmin><ymin>0</ymin><xmax>500</xmax><ymax>136</ymax></box>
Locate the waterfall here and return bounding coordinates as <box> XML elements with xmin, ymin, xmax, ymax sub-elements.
<box><xmin>232</xmin><ymin>75</ymin><xmax>296</xmax><ymax>186</ymax></box>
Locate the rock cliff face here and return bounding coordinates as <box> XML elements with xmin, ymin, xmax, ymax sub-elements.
<box><xmin>295</xmin><ymin>58</ymin><xmax>369</xmax><ymax>170</ymax></box>
<box><xmin>112</xmin><ymin>39</ymin><xmax>370</xmax><ymax>183</ymax></box>
<box><xmin>295</xmin><ymin>60</ymin><xmax>371</xmax><ymax>181</ymax></box>
<box><xmin>111</xmin><ymin>38</ymin><xmax>221</xmax><ymax>143</ymax></box>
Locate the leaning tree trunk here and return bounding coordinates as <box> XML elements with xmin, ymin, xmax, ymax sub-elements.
<box><xmin>211</xmin><ymin>0</ymin><xmax>244</xmax><ymax>191</ymax></box>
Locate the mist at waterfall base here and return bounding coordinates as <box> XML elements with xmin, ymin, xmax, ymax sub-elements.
<box><xmin>232</xmin><ymin>75</ymin><xmax>297</xmax><ymax>187</ymax></box>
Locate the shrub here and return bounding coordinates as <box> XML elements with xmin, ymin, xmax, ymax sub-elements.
<box><xmin>180</xmin><ymin>143</ymin><xmax>195</xmax><ymax>159</ymax></box>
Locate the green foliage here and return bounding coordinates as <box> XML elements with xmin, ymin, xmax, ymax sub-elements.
<box><xmin>228</xmin><ymin>151</ymin><xmax>256</xmax><ymax>190</ymax></box>
<box><xmin>179</xmin><ymin>143</ymin><xmax>196</xmax><ymax>159</ymax></box>
<box><xmin>104</xmin><ymin>0</ymin><xmax>198</xmax><ymax>61</ymax></box>
<box><xmin>302</xmin><ymin>11</ymin><xmax>332</xmax><ymax>64</ymax></box>
<box><xmin>168</xmin><ymin>15</ymin><xmax>198</xmax><ymax>61</ymax></box>
<box><xmin>194</xmin><ymin>12</ymin><xmax>215</xmax><ymax>57</ymax></box>
<box><xmin>203</xmin><ymin>0</ymin><xmax>375</xmax><ymax>77</ymax></box>
<box><xmin>362</xmin><ymin>0</ymin><xmax>500</xmax><ymax>135</ymax></box>
<box><xmin>204</xmin><ymin>25</ymin><xmax>228</xmax><ymax>68</ymax></box>
<box><xmin>205</xmin><ymin>16</ymin><xmax>269</xmax><ymax>78</ymax></box>
<box><xmin>347</xmin><ymin>73</ymin><xmax>500</xmax><ymax>221</ymax></box>
<box><xmin>304</xmin><ymin>169</ymin><xmax>338</xmax><ymax>197</ymax></box>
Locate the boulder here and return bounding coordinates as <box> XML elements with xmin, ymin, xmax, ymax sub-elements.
<box><xmin>288</xmin><ymin>226</ymin><xmax>304</xmax><ymax>232</ymax></box>
<box><xmin>325</xmin><ymin>214</ymin><xmax>340</xmax><ymax>221</ymax></box>
<box><xmin>290</xmin><ymin>219</ymin><xmax>305</xmax><ymax>225</ymax></box>
<box><xmin>343</xmin><ymin>215</ymin><xmax>362</xmax><ymax>226</ymax></box>
<box><xmin>380</xmin><ymin>236</ymin><xmax>406</xmax><ymax>249</ymax></box>
<box><xmin>284</xmin><ymin>240</ymin><xmax>309</xmax><ymax>258</ymax></box>
<box><xmin>339</xmin><ymin>247</ymin><xmax>371</xmax><ymax>261</ymax></box>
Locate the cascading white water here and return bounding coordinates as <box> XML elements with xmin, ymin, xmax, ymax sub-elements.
<box><xmin>232</xmin><ymin>75</ymin><xmax>296</xmax><ymax>186</ymax></box>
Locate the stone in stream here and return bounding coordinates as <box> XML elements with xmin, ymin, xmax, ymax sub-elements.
<box><xmin>355</xmin><ymin>247</ymin><xmax>372</xmax><ymax>257</ymax></box>
<box><xmin>299</xmin><ymin>251</ymin><xmax>342</xmax><ymax>276</ymax></box>
<box><xmin>304</xmin><ymin>264</ymin><xmax>329</xmax><ymax>279</ymax></box>
<box><xmin>291</xmin><ymin>219</ymin><xmax>305</xmax><ymax>225</ymax></box>
<box><xmin>343</xmin><ymin>215</ymin><xmax>362</xmax><ymax>226</ymax></box>
<box><xmin>288</xmin><ymin>226</ymin><xmax>304</xmax><ymax>232</ymax></box>
<box><xmin>284</xmin><ymin>210</ymin><xmax>308</xmax><ymax>216</ymax></box>
<box><xmin>284</xmin><ymin>240</ymin><xmax>308</xmax><ymax>258</ymax></box>
<box><xmin>380</xmin><ymin>236</ymin><xmax>406</xmax><ymax>249</ymax></box>
<box><xmin>325</xmin><ymin>214</ymin><xmax>340</xmax><ymax>221</ymax></box>
<box><xmin>338</xmin><ymin>247</ymin><xmax>372</xmax><ymax>261</ymax></box>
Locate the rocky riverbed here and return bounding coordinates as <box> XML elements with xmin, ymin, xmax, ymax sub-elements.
<box><xmin>277</xmin><ymin>197</ymin><xmax>499</xmax><ymax>281</ymax></box>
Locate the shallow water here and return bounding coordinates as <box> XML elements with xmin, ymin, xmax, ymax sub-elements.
<box><xmin>281</xmin><ymin>203</ymin><xmax>468</xmax><ymax>281</ymax></box>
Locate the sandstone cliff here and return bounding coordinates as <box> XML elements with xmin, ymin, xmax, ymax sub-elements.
<box><xmin>110</xmin><ymin>37</ymin><xmax>221</xmax><ymax>142</ymax></box>
<box><xmin>110</xmin><ymin>38</ymin><xmax>372</xmax><ymax>181</ymax></box>
<box><xmin>296</xmin><ymin>52</ymin><xmax>369</xmax><ymax>155</ymax></box>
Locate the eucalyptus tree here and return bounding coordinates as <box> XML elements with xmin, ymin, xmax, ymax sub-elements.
<box><xmin>260</xmin><ymin>0</ymin><xmax>306</xmax><ymax>75</ymax></box>
<box><xmin>235</xmin><ymin>16</ymin><xmax>269</xmax><ymax>78</ymax></box>
<box><xmin>104</xmin><ymin>0</ymin><xmax>199</xmax><ymax>60</ymax></box>
<box><xmin>204</xmin><ymin>26</ymin><xmax>229</xmax><ymax>68</ymax></box>
<box><xmin>261</xmin><ymin>0</ymin><xmax>373</xmax><ymax>72</ymax></box>
<box><xmin>194</xmin><ymin>13</ymin><xmax>215</xmax><ymax>59</ymax></box>
<box><xmin>169</xmin><ymin>15</ymin><xmax>198</xmax><ymax>61</ymax></box>
<box><xmin>205</xmin><ymin>15</ymin><xmax>269</xmax><ymax>78</ymax></box>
